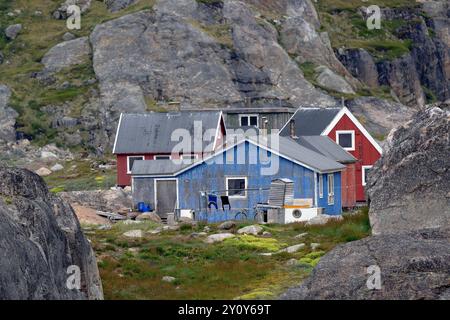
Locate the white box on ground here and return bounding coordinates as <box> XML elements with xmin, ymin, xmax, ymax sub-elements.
<box><xmin>284</xmin><ymin>207</ymin><xmax>321</xmax><ymax>223</ymax></box>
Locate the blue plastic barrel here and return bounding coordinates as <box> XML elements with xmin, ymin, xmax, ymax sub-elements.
<box><xmin>137</xmin><ymin>202</ymin><xmax>146</xmax><ymax>212</ymax></box>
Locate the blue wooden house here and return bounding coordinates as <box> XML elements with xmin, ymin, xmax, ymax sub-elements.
<box><xmin>131</xmin><ymin>135</ymin><xmax>345</xmax><ymax>223</ymax></box>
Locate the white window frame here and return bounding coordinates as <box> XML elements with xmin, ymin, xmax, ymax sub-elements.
<box><xmin>336</xmin><ymin>130</ymin><xmax>355</xmax><ymax>151</ymax></box>
<box><xmin>362</xmin><ymin>165</ymin><xmax>373</xmax><ymax>186</ymax></box>
<box><xmin>327</xmin><ymin>173</ymin><xmax>335</xmax><ymax>205</ymax></box>
<box><xmin>239</xmin><ymin>114</ymin><xmax>259</xmax><ymax>128</ymax></box>
<box><xmin>319</xmin><ymin>174</ymin><xmax>324</xmax><ymax>198</ymax></box>
<box><xmin>154</xmin><ymin>155</ymin><xmax>172</xmax><ymax>160</ymax></box>
<box><xmin>226</xmin><ymin>176</ymin><xmax>248</xmax><ymax>199</ymax></box>
<box><xmin>127</xmin><ymin>155</ymin><xmax>145</xmax><ymax>174</ymax></box>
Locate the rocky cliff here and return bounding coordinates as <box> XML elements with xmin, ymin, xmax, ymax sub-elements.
<box><xmin>0</xmin><ymin>166</ymin><xmax>103</xmax><ymax>299</ymax></box>
<box><xmin>368</xmin><ymin>103</ymin><xmax>450</xmax><ymax>235</ymax></box>
<box><xmin>0</xmin><ymin>0</ymin><xmax>449</xmax><ymax>154</ymax></box>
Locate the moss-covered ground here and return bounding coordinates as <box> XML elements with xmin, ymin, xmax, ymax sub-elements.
<box><xmin>86</xmin><ymin>208</ymin><xmax>371</xmax><ymax>300</ymax></box>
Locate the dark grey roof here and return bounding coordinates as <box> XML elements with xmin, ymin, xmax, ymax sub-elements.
<box><xmin>294</xmin><ymin>136</ymin><xmax>357</xmax><ymax>164</ymax></box>
<box><xmin>113</xmin><ymin>111</ymin><xmax>222</xmax><ymax>154</ymax></box>
<box><xmin>280</xmin><ymin>107</ymin><xmax>341</xmax><ymax>136</ymax></box>
<box><xmin>131</xmin><ymin>160</ymin><xmax>192</xmax><ymax>176</ymax></box>
<box><xmin>248</xmin><ymin>135</ymin><xmax>346</xmax><ymax>173</ymax></box>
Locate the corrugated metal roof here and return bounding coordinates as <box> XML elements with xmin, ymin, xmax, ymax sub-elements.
<box><xmin>248</xmin><ymin>135</ymin><xmax>346</xmax><ymax>172</ymax></box>
<box><xmin>131</xmin><ymin>160</ymin><xmax>193</xmax><ymax>176</ymax></box>
<box><xmin>114</xmin><ymin>111</ymin><xmax>222</xmax><ymax>154</ymax></box>
<box><xmin>295</xmin><ymin>136</ymin><xmax>357</xmax><ymax>164</ymax></box>
<box><xmin>280</xmin><ymin>107</ymin><xmax>341</xmax><ymax>136</ymax></box>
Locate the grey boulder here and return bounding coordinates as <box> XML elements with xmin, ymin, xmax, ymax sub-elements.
<box><xmin>0</xmin><ymin>85</ymin><xmax>18</xmax><ymax>142</ymax></box>
<box><xmin>315</xmin><ymin>66</ymin><xmax>355</xmax><ymax>95</ymax></box>
<box><xmin>367</xmin><ymin>104</ymin><xmax>450</xmax><ymax>235</ymax></box>
<box><xmin>237</xmin><ymin>225</ymin><xmax>263</xmax><ymax>235</ymax></box>
<box><xmin>0</xmin><ymin>166</ymin><xmax>103</xmax><ymax>299</ymax></box>
<box><xmin>41</xmin><ymin>37</ymin><xmax>91</xmax><ymax>73</ymax></box>
<box><xmin>281</xmin><ymin>228</ymin><xmax>450</xmax><ymax>300</ymax></box>
<box><xmin>5</xmin><ymin>24</ymin><xmax>22</xmax><ymax>40</ymax></box>
<box><xmin>205</xmin><ymin>233</ymin><xmax>235</xmax><ymax>244</ymax></box>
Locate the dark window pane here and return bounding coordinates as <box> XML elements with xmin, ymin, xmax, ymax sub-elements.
<box><xmin>364</xmin><ymin>168</ymin><xmax>372</xmax><ymax>181</ymax></box>
<box><xmin>240</xmin><ymin>117</ymin><xmax>249</xmax><ymax>126</ymax></box>
<box><xmin>128</xmin><ymin>156</ymin><xmax>143</xmax><ymax>171</ymax></box>
<box><xmin>155</xmin><ymin>155</ymin><xmax>170</xmax><ymax>160</ymax></box>
<box><xmin>228</xmin><ymin>178</ymin><xmax>246</xmax><ymax>196</ymax></box>
<box><xmin>338</xmin><ymin>133</ymin><xmax>353</xmax><ymax>148</ymax></box>
<box><xmin>249</xmin><ymin>116</ymin><xmax>258</xmax><ymax>126</ymax></box>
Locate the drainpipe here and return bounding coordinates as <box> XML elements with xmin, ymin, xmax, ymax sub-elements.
<box><xmin>290</xmin><ymin>119</ymin><xmax>297</xmax><ymax>139</ymax></box>
<box><xmin>314</xmin><ymin>172</ymin><xmax>318</xmax><ymax>208</ymax></box>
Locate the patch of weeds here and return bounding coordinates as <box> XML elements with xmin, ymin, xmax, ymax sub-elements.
<box><xmin>299</xmin><ymin>251</ymin><xmax>326</xmax><ymax>267</ymax></box>
<box><xmin>237</xmin><ymin>290</ymin><xmax>276</xmax><ymax>300</ymax></box>
<box><xmin>49</xmin><ymin>186</ymin><xmax>65</xmax><ymax>193</ymax></box>
<box><xmin>422</xmin><ymin>86</ymin><xmax>437</xmax><ymax>104</ymax></box>
<box><xmin>298</xmin><ymin>61</ymin><xmax>318</xmax><ymax>83</ymax></box>
<box><xmin>224</xmin><ymin>235</ymin><xmax>286</xmax><ymax>252</ymax></box>
<box><xmin>1</xmin><ymin>195</ymin><xmax>13</xmax><ymax>205</ymax></box>
<box><xmin>145</xmin><ymin>96</ymin><xmax>168</xmax><ymax>112</ymax></box>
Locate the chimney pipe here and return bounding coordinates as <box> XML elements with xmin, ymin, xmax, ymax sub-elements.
<box><xmin>290</xmin><ymin>119</ymin><xmax>297</xmax><ymax>139</ymax></box>
<box><xmin>261</xmin><ymin>117</ymin><xmax>268</xmax><ymax>137</ymax></box>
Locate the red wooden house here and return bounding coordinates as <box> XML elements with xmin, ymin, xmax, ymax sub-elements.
<box><xmin>113</xmin><ymin>111</ymin><xmax>226</xmax><ymax>187</ymax></box>
<box><xmin>280</xmin><ymin>107</ymin><xmax>382</xmax><ymax>203</ymax></box>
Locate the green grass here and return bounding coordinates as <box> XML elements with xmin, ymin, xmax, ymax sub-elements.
<box><xmin>315</xmin><ymin>1</ymin><xmax>418</xmax><ymax>62</ymax></box>
<box><xmin>88</xmin><ymin>208</ymin><xmax>371</xmax><ymax>299</ymax></box>
<box><xmin>43</xmin><ymin>159</ymin><xmax>116</xmax><ymax>192</ymax></box>
<box><xmin>316</xmin><ymin>0</ymin><xmax>419</xmax><ymax>13</ymax></box>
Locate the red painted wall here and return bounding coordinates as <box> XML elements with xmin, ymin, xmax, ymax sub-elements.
<box><xmin>117</xmin><ymin>154</ymin><xmax>158</xmax><ymax>187</ymax></box>
<box><xmin>327</xmin><ymin>114</ymin><xmax>381</xmax><ymax>202</ymax></box>
<box><xmin>341</xmin><ymin>163</ymin><xmax>356</xmax><ymax>208</ymax></box>
<box><xmin>117</xmin><ymin>153</ymin><xmax>203</xmax><ymax>187</ymax></box>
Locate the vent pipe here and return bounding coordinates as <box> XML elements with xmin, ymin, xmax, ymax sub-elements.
<box><xmin>290</xmin><ymin>119</ymin><xmax>297</xmax><ymax>139</ymax></box>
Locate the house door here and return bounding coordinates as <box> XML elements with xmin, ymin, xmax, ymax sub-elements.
<box><xmin>155</xmin><ymin>180</ymin><xmax>177</xmax><ymax>218</ymax></box>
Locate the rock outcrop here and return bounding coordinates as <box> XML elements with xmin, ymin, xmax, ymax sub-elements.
<box><xmin>337</xmin><ymin>2</ymin><xmax>450</xmax><ymax>107</ymax></box>
<box><xmin>104</xmin><ymin>0</ymin><xmax>137</xmax><ymax>12</ymax></box>
<box><xmin>315</xmin><ymin>66</ymin><xmax>355</xmax><ymax>95</ymax></box>
<box><xmin>88</xmin><ymin>0</ymin><xmax>337</xmax><ymax>146</ymax></box>
<box><xmin>0</xmin><ymin>85</ymin><xmax>17</xmax><ymax>143</ymax></box>
<box><xmin>41</xmin><ymin>37</ymin><xmax>91</xmax><ymax>73</ymax></box>
<box><xmin>0</xmin><ymin>166</ymin><xmax>103</xmax><ymax>299</ymax></box>
<box><xmin>281</xmin><ymin>228</ymin><xmax>450</xmax><ymax>300</ymax></box>
<box><xmin>367</xmin><ymin>103</ymin><xmax>450</xmax><ymax>235</ymax></box>
<box><xmin>59</xmin><ymin>188</ymin><xmax>132</xmax><ymax>213</ymax></box>
<box><xmin>347</xmin><ymin>96</ymin><xmax>415</xmax><ymax>140</ymax></box>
